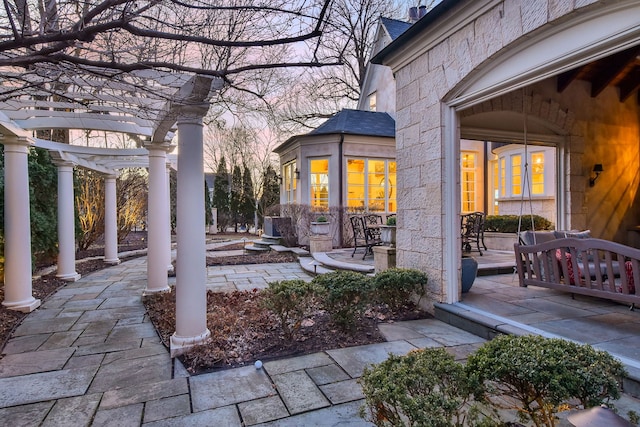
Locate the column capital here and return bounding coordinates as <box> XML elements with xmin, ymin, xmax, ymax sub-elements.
<box><xmin>0</xmin><ymin>134</ymin><xmax>33</xmax><ymax>150</ymax></box>
<box><xmin>175</xmin><ymin>103</ymin><xmax>210</xmax><ymax>125</ymax></box>
<box><xmin>51</xmin><ymin>159</ymin><xmax>76</xmax><ymax>168</ymax></box>
<box><xmin>144</xmin><ymin>142</ymin><xmax>176</xmax><ymax>154</ymax></box>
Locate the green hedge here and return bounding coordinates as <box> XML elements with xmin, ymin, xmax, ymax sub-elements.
<box><xmin>484</xmin><ymin>215</ymin><xmax>553</xmax><ymax>233</ymax></box>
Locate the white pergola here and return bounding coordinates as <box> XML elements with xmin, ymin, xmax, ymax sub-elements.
<box><xmin>1</xmin><ymin>70</ymin><xmax>223</xmax><ymax>356</ymax></box>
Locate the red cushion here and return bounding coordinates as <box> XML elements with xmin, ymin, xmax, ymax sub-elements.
<box><xmin>622</xmin><ymin>261</ymin><xmax>636</xmax><ymax>294</ymax></box>
<box><xmin>556</xmin><ymin>249</ymin><xmax>581</xmax><ymax>285</ymax></box>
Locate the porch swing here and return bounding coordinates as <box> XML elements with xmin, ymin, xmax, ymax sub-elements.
<box><xmin>513</xmin><ymin>90</ymin><xmax>639</xmax><ymax>308</ymax></box>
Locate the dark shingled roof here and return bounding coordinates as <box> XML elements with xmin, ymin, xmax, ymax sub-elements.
<box><xmin>380</xmin><ymin>17</ymin><xmax>412</xmax><ymax>41</ymax></box>
<box><xmin>309</xmin><ymin>109</ymin><xmax>395</xmax><ymax>138</ymax></box>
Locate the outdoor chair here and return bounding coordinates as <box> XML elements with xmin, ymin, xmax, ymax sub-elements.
<box><xmin>461</xmin><ymin>212</ymin><xmax>487</xmax><ymax>256</ymax></box>
<box><xmin>350</xmin><ymin>215</ymin><xmax>382</xmax><ymax>260</ymax></box>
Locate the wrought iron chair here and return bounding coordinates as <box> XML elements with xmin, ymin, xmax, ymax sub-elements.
<box><xmin>350</xmin><ymin>215</ymin><xmax>382</xmax><ymax>260</ymax></box>
<box><xmin>461</xmin><ymin>212</ymin><xmax>487</xmax><ymax>256</ymax></box>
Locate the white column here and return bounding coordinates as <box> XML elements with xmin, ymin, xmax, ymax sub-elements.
<box><xmin>166</xmin><ymin>163</ymin><xmax>174</xmax><ymax>271</ymax></box>
<box><xmin>1</xmin><ymin>136</ymin><xmax>40</xmax><ymax>312</ymax></box>
<box><xmin>170</xmin><ymin>105</ymin><xmax>211</xmax><ymax>357</ymax></box>
<box><xmin>144</xmin><ymin>144</ymin><xmax>172</xmax><ymax>294</ymax></box>
<box><xmin>103</xmin><ymin>174</ymin><xmax>120</xmax><ymax>265</ymax></box>
<box><xmin>55</xmin><ymin>161</ymin><xmax>80</xmax><ymax>281</ymax></box>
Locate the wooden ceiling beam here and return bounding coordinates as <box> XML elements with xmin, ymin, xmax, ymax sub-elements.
<box><xmin>618</xmin><ymin>66</ymin><xmax>640</xmax><ymax>102</ymax></box>
<box><xmin>557</xmin><ymin>67</ymin><xmax>582</xmax><ymax>93</ymax></box>
<box><xmin>590</xmin><ymin>47</ymin><xmax>640</xmax><ymax>97</ymax></box>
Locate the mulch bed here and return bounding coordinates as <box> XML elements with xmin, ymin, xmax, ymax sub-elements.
<box><xmin>145</xmin><ymin>289</ymin><xmax>429</xmax><ymax>374</ymax></box>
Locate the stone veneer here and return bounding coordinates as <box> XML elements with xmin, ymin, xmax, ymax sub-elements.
<box><xmin>389</xmin><ymin>0</ymin><xmax>639</xmax><ymax>310</ymax></box>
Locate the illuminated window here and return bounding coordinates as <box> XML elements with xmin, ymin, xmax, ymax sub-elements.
<box><xmin>511</xmin><ymin>154</ymin><xmax>522</xmax><ymax>195</ymax></box>
<box><xmin>500</xmin><ymin>157</ymin><xmax>506</xmax><ymax>197</ymax></box>
<box><xmin>531</xmin><ymin>152</ymin><xmax>544</xmax><ymax>194</ymax></box>
<box><xmin>461</xmin><ymin>152</ymin><xmax>476</xmax><ymax>213</ymax></box>
<box><xmin>368</xmin><ymin>92</ymin><xmax>377</xmax><ymax>111</ymax></box>
<box><xmin>310</xmin><ymin>159</ymin><xmax>329</xmax><ymax>209</ymax></box>
<box><xmin>346</xmin><ymin>158</ymin><xmax>395</xmax><ymax>212</ymax></box>
<box><xmin>283</xmin><ymin>162</ymin><xmax>297</xmax><ymax>204</ymax></box>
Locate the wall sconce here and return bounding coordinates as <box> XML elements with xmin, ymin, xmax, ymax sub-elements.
<box><xmin>294</xmin><ymin>168</ymin><xmax>300</xmax><ymax>179</ymax></box>
<box><xmin>589</xmin><ymin>164</ymin><xmax>603</xmax><ymax>187</ymax></box>
<box><xmin>276</xmin><ymin>175</ymin><xmax>282</xmax><ymax>184</ymax></box>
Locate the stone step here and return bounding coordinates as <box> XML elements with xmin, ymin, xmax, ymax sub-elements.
<box><xmin>311</xmin><ymin>252</ymin><xmax>375</xmax><ymax>274</ymax></box>
<box><xmin>244</xmin><ymin>245</ymin><xmax>271</xmax><ymax>253</ymax></box>
<box><xmin>270</xmin><ymin>245</ymin><xmax>310</xmax><ymax>256</ymax></box>
<box><xmin>298</xmin><ymin>257</ymin><xmax>334</xmax><ymax>275</ymax></box>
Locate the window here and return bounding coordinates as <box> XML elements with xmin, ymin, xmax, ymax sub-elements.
<box><xmin>310</xmin><ymin>159</ymin><xmax>329</xmax><ymax>209</ymax></box>
<box><xmin>511</xmin><ymin>154</ymin><xmax>522</xmax><ymax>195</ymax></box>
<box><xmin>461</xmin><ymin>152</ymin><xmax>476</xmax><ymax>213</ymax></box>
<box><xmin>347</xmin><ymin>158</ymin><xmax>396</xmax><ymax>212</ymax></box>
<box><xmin>368</xmin><ymin>92</ymin><xmax>377</xmax><ymax>111</ymax></box>
<box><xmin>531</xmin><ymin>152</ymin><xmax>544</xmax><ymax>194</ymax></box>
<box><xmin>283</xmin><ymin>161</ymin><xmax>297</xmax><ymax>204</ymax></box>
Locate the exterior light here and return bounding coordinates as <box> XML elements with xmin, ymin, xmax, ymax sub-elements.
<box><xmin>294</xmin><ymin>168</ymin><xmax>300</xmax><ymax>179</ymax></box>
<box><xmin>589</xmin><ymin>163</ymin><xmax>603</xmax><ymax>187</ymax></box>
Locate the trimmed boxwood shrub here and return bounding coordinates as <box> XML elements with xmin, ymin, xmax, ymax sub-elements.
<box><xmin>359</xmin><ymin>347</ymin><xmax>499</xmax><ymax>427</ymax></box>
<box><xmin>371</xmin><ymin>268</ymin><xmax>427</xmax><ymax>311</ymax></box>
<box><xmin>484</xmin><ymin>215</ymin><xmax>553</xmax><ymax>233</ymax></box>
<box><xmin>312</xmin><ymin>271</ymin><xmax>373</xmax><ymax>329</ymax></box>
<box><xmin>260</xmin><ymin>279</ymin><xmax>321</xmax><ymax>339</ymax></box>
<box><xmin>466</xmin><ymin>335</ymin><xmax>626</xmax><ymax>427</ymax></box>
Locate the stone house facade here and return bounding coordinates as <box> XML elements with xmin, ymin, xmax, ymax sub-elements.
<box><xmin>373</xmin><ymin>0</ymin><xmax>640</xmax><ymax>310</ymax></box>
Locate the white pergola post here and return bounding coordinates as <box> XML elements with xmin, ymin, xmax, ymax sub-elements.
<box><xmin>1</xmin><ymin>135</ymin><xmax>40</xmax><ymax>312</ymax></box>
<box><xmin>170</xmin><ymin>105</ymin><xmax>211</xmax><ymax>357</ymax></box>
<box><xmin>54</xmin><ymin>160</ymin><xmax>81</xmax><ymax>281</ymax></box>
<box><xmin>144</xmin><ymin>143</ymin><xmax>172</xmax><ymax>294</ymax></box>
<box><xmin>103</xmin><ymin>174</ymin><xmax>120</xmax><ymax>265</ymax></box>
<box><xmin>166</xmin><ymin>163</ymin><xmax>174</xmax><ymax>271</ymax></box>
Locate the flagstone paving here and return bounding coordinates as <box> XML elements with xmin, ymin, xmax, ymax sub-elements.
<box><xmin>0</xmin><ymin>247</ymin><xmax>638</xmax><ymax>426</ymax></box>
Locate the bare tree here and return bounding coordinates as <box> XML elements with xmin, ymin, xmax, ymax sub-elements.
<box><xmin>0</xmin><ymin>0</ymin><xmax>338</xmax><ymax>108</ymax></box>
<box><xmin>282</xmin><ymin>0</ymin><xmax>405</xmax><ymax>129</ymax></box>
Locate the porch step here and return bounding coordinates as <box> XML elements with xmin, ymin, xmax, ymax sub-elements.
<box><xmin>434</xmin><ymin>302</ymin><xmax>640</xmax><ymax>398</ymax></box>
<box><xmin>311</xmin><ymin>252</ymin><xmax>375</xmax><ymax>274</ymax></box>
<box><xmin>244</xmin><ymin>234</ymin><xmax>281</xmax><ymax>253</ymax></box>
<box><xmin>299</xmin><ymin>257</ymin><xmax>334</xmax><ymax>275</ymax></box>
<box><xmin>271</xmin><ymin>245</ymin><xmax>310</xmax><ymax>256</ymax></box>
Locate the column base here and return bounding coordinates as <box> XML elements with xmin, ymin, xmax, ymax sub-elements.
<box><xmin>143</xmin><ymin>286</ymin><xmax>172</xmax><ymax>296</ymax></box>
<box><xmin>373</xmin><ymin>246</ymin><xmax>396</xmax><ymax>273</ymax></box>
<box><xmin>309</xmin><ymin>235</ymin><xmax>332</xmax><ymax>253</ymax></box>
<box><xmin>104</xmin><ymin>258</ymin><xmax>121</xmax><ymax>265</ymax></box>
<box><xmin>56</xmin><ymin>272</ymin><xmax>81</xmax><ymax>282</ymax></box>
<box><xmin>2</xmin><ymin>297</ymin><xmax>41</xmax><ymax>313</ymax></box>
<box><xmin>170</xmin><ymin>329</ymin><xmax>211</xmax><ymax>358</ymax></box>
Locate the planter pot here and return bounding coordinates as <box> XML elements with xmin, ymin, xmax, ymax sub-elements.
<box><xmin>461</xmin><ymin>256</ymin><xmax>478</xmax><ymax>293</ymax></box>
<box><xmin>310</xmin><ymin>221</ymin><xmax>330</xmax><ymax>235</ymax></box>
<box><xmin>380</xmin><ymin>225</ymin><xmax>396</xmax><ymax>246</ymax></box>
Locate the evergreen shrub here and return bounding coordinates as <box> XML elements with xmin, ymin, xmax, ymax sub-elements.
<box><xmin>260</xmin><ymin>279</ymin><xmax>321</xmax><ymax>339</ymax></box>
<box><xmin>484</xmin><ymin>215</ymin><xmax>553</xmax><ymax>233</ymax></box>
<box><xmin>371</xmin><ymin>268</ymin><xmax>426</xmax><ymax>311</ymax></box>
<box><xmin>466</xmin><ymin>335</ymin><xmax>626</xmax><ymax>427</ymax></box>
<box><xmin>312</xmin><ymin>271</ymin><xmax>372</xmax><ymax>329</ymax></box>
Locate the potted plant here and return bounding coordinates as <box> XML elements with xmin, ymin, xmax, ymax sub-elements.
<box><xmin>310</xmin><ymin>215</ymin><xmax>330</xmax><ymax>235</ymax></box>
<box><xmin>461</xmin><ymin>255</ymin><xmax>478</xmax><ymax>293</ymax></box>
<box><xmin>380</xmin><ymin>216</ymin><xmax>397</xmax><ymax>246</ymax></box>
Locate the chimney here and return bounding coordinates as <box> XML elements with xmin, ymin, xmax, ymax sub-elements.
<box><xmin>418</xmin><ymin>4</ymin><xmax>427</xmax><ymax>19</ymax></box>
<box><xmin>408</xmin><ymin>6</ymin><xmax>419</xmax><ymax>22</ymax></box>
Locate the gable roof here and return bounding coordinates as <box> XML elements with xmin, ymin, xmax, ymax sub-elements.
<box><xmin>380</xmin><ymin>17</ymin><xmax>412</xmax><ymax>41</ymax></box>
<box><xmin>309</xmin><ymin>109</ymin><xmax>395</xmax><ymax>138</ymax></box>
